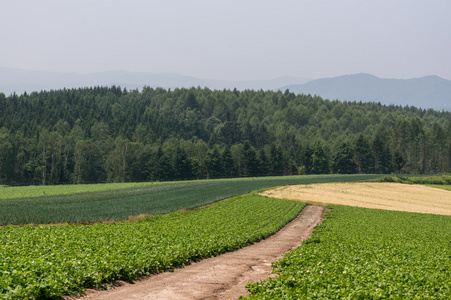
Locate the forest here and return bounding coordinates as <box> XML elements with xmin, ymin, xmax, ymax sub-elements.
<box><xmin>0</xmin><ymin>86</ymin><xmax>450</xmax><ymax>185</ymax></box>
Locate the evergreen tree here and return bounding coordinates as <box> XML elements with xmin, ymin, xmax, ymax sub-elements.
<box><xmin>242</xmin><ymin>141</ymin><xmax>259</xmax><ymax>177</ymax></box>
<box><xmin>269</xmin><ymin>143</ymin><xmax>284</xmax><ymax>176</ymax></box>
<box><xmin>257</xmin><ymin>149</ymin><xmax>270</xmax><ymax>176</ymax></box>
<box><xmin>354</xmin><ymin>134</ymin><xmax>373</xmax><ymax>173</ymax></box>
<box><xmin>172</xmin><ymin>147</ymin><xmax>193</xmax><ymax>180</ymax></box>
<box><xmin>311</xmin><ymin>141</ymin><xmax>329</xmax><ymax>174</ymax></box>
<box><xmin>205</xmin><ymin>147</ymin><xmax>223</xmax><ymax>179</ymax></box>
<box><xmin>299</xmin><ymin>144</ymin><xmax>313</xmax><ymax>174</ymax></box>
<box><xmin>152</xmin><ymin>146</ymin><xmax>172</xmax><ymax>181</ymax></box>
<box><xmin>331</xmin><ymin>142</ymin><xmax>356</xmax><ymax>174</ymax></box>
<box><xmin>0</xmin><ymin>128</ymin><xmax>14</xmax><ymax>184</ymax></box>
<box><xmin>393</xmin><ymin>149</ymin><xmax>406</xmax><ymax>174</ymax></box>
<box><xmin>446</xmin><ymin>121</ymin><xmax>451</xmax><ymax>172</ymax></box>
<box><xmin>372</xmin><ymin>132</ymin><xmax>393</xmax><ymax>174</ymax></box>
<box><xmin>221</xmin><ymin>146</ymin><xmax>235</xmax><ymax>178</ymax></box>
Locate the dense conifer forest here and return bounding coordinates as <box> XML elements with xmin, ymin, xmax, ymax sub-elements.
<box><xmin>0</xmin><ymin>86</ymin><xmax>450</xmax><ymax>185</ymax></box>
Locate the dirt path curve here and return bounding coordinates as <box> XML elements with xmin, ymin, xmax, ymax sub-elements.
<box><xmin>80</xmin><ymin>205</ymin><xmax>325</xmax><ymax>300</ymax></box>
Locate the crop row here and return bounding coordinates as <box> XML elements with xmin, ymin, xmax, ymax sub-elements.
<box><xmin>0</xmin><ymin>194</ymin><xmax>306</xmax><ymax>299</ymax></box>
<box><xmin>245</xmin><ymin>205</ymin><xmax>451</xmax><ymax>299</ymax></box>
<box><xmin>0</xmin><ymin>174</ymin><xmax>380</xmax><ymax>225</ymax></box>
<box><xmin>0</xmin><ymin>181</ymin><xmax>162</xmax><ymax>200</ymax></box>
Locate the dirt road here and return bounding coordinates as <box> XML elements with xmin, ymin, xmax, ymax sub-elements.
<box><xmin>79</xmin><ymin>205</ymin><xmax>325</xmax><ymax>300</ymax></box>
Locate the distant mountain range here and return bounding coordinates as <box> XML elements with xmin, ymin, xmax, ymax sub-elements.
<box><xmin>0</xmin><ymin>67</ymin><xmax>310</xmax><ymax>95</ymax></box>
<box><xmin>1</xmin><ymin>68</ymin><xmax>450</xmax><ymax>111</ymax></box>
<box><xmin>282</xmin><ymin>73</ymin><xmax>451</xmax><ymax>111</ymax></box>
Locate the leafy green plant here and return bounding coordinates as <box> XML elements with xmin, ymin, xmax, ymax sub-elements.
<box><xmin>244</xmin><ymin>205</ymin><xmax>451</xmax><ymax>299</ymax></box>
<box><xmin>0</xmin><ymin>195</ymin><xmax>306</xmax><ymax>299</ymax></box>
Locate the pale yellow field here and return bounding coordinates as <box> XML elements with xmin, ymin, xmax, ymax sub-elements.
<box><xmin>261</xmin><ymin>182</ymin><xmax>451</xmax><ymax>216</ymax></box>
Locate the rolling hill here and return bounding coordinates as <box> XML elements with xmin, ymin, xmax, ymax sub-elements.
<box><xmin>0</xmin><ymin>67</ymin><xmax>310</xmax><ymax>95</ymax></box>
<box><xmin>282</xmin><ymin>73</ymin><xmax>451</xmax><ymax>111</ymax></box>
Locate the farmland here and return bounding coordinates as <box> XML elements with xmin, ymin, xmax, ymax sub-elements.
<box><xmin>0</xmin><ymin>182</ymin><xmax>161</xmax><ymax>200</ymax></box>
<box><xmin>1</xmin><ymin>174</ymin><xmax>446</xmax><ymax>299</ymax></box>
<box><xmin>245</xmin><ymin>204</ymin><xmax>451</xmax><ymax>299</ymax></box>
<box><xmin>261</xmin><ymin>182</ymin><xmax>451</xmax><ymax>215</ymax></box>
<box><xmin>0</xmin><ymin>194</ymin><xmax>306</xmax><ymax>299</ymax></box>
<box><xmin>247</xmin><ymin>179</ymin><xmax>451</xmax><ymax>299</ymax></box>
<box><xmin>0</xmin><ymin>174</ymin><xmax>381</xmax><ymax>225</ymax></box>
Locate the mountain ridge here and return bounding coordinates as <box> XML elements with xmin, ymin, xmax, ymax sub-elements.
<box><xmin>1</xmin><ymin>67</ymin><xmax>450</xmax><ymax>111</ymax></box>
<box><xmin>0</xmin><ymin>67</ymin><xmax>311</xmax><ymax>95</ymax></box>
<box><xmin>282</xmin><ymin>73</ymin><xmax>451</xmax><ymax>111</ymax></box>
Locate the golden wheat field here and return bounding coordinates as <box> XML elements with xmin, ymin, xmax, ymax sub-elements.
<box><xmin>261</xmin><ymin>182</ymin><xmax>451</xmax><ymax>216</ymax></box>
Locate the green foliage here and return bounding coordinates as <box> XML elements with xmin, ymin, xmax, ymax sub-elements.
<box><xmin>245</xmin><ymin>205</ymin><xmax>451</xmax><ymax>299</ymax></box>
<box><xmin>392</xmin><ymin>149</ymin><xmax>406</xmax><ymax>174</ymax></box>
<box><xmin>1</xmin><ymin>87</ymin><xmax>450</xmax><ymax>185</ymax></box>
<box><xmin>205</xmin><ymin>147</ymin><xmax>223</xmax><ymax>179</ymax></box>
<box><xmin>0</xmin><ymin>175</ymin><xmax>381</xmax><ymax>225</ymax></box>
<box><xmin>311</xmin><ymin>141</ymin><xmax>329</xmax><ymax>174</ymax></box>
<box><xmin>354</xmin><ymin>134</ymin><xmax>373</xmax><ymax>173</ymax></box>
<box><xmin>372</xmin><ymin>129</ymin><xmax>393</xmax><ymax>174</ymax></box>
<box><xmin>331</xmin><ymin>142</ymin><xmax>355</xmax><ymax>174</ymax></box>
<box><xmin>0</xmin><ymin>195</ymin><xmax>306</xmax><ymax>299</ymax></box>
<box><xmin>377</xmin><ymin>175</ymin><xmax>451</xmax><ymax>185</ymax></box>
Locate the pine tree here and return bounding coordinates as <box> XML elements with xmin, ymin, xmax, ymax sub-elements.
<box><xmin>221</xmin><ymin>146</ymin><xmax>235</xmax><ymax>178</ymax></box>
<box><xmin>257</xmin><ymin>149</ymin><xmax>270</xmax><ymax>176</ymax></box>
<box><xmin>354</xmin><ymin>134</ymin><xmax>374</xmax><ymax>173</ymax></box>
<box><xmin>205</xmin><ymin>147</ymin><xmax>223</xmax><ymax>179</ymax></box>
<box><xmin>269</xmin><ymin>143</ymin><xmax>284</xmax><ymax>176</ymax></box>
<box><xmin>242</xmin><ymin>141</ymin><xmax>259</xmax><ymax>177</ymax></box>
<box><xmin>311</xmin><ymin>141</ymin><xmax>329</xmax><ymax>174</ymax></box>
<box><xmin>332</xmin><ymin>142</ymin><xmax>355</xmax><ymax>174</ymax></box>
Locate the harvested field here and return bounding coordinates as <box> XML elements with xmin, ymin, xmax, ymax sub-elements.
<box><xmin>261</xmin><ymin>182</ymin><xmax>451</xmax><ymax>216</ymax></box>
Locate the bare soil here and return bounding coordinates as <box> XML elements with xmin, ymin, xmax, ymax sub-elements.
<box><xmin>78</xmin><ymin>205</ymin><xmax>325</xmax><ymax>300</ymax></box>
<box><xmin>261</xmin><ymin>182</ymin><xmax>451</xmax><ymax>216</ymax></box>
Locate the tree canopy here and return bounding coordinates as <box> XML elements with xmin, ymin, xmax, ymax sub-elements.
<box><xmin>0</xmin><ymin>86</ymin><xmax>450</xmax><ymax>185</ymax></box>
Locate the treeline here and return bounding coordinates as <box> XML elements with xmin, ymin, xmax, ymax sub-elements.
<box><xmin>0</xmin><ymin>86</ymin><xmax>450</xmax><ymax>185</ymax></box>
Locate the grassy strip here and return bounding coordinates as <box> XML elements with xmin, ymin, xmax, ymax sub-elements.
<box><xmin>0</xmin><ymin>174</ymin><xmax>381</xmax><ymax>225</ymax></box>
<box><xmin>376</xmin><ymin>175</ymin><xmax>451</xmax><ymax>192</ymax></box>
<box><xmin>376</xmin><ymin>174</ymin><xmax>451</xmax><ymax>185</ymax></box>
<box><xmin>430</xmin><ymin>185</ymin><xmax>451</xmax><ymax>192</ymax></box>
<box><xmin>0</xmin><ymin>194</ymin><xmax>306</xmax><ymax>299</ymax></box>
<box><xmin>244</xmin><ymin>205</ymin><xmax>451</xmax><ymax>299</ymax></box>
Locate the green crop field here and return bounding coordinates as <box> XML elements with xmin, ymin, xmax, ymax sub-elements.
<box><xmin>244</xmin><ymin>205</ymin><xmax>451</xmax><ymax>299</ymax></box>
<box><xmin>0</xmin><ymin>174</ymin><xmax>381</xmax><ymax>225</ymax></box>
<box><xmin>0</xmin><ymin>194</ymin><xmax>305</xmax><ymax>299</ymax></box>
<box><xmin>0</xmin><ymin>182</ymin><xmax>162</xmax><ymax>200</ymax></box>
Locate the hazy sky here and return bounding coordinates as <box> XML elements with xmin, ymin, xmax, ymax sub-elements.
<box><xmin>1</xmin><ymin>0</ymin><xmax>450</xmax><ymax>80</ymax></box>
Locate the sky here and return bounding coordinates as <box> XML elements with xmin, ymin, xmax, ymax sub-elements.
<box><xmin>1</xmin><ymin>0</ymin><xmax>450</xmax><ymax>81</ymax></box>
